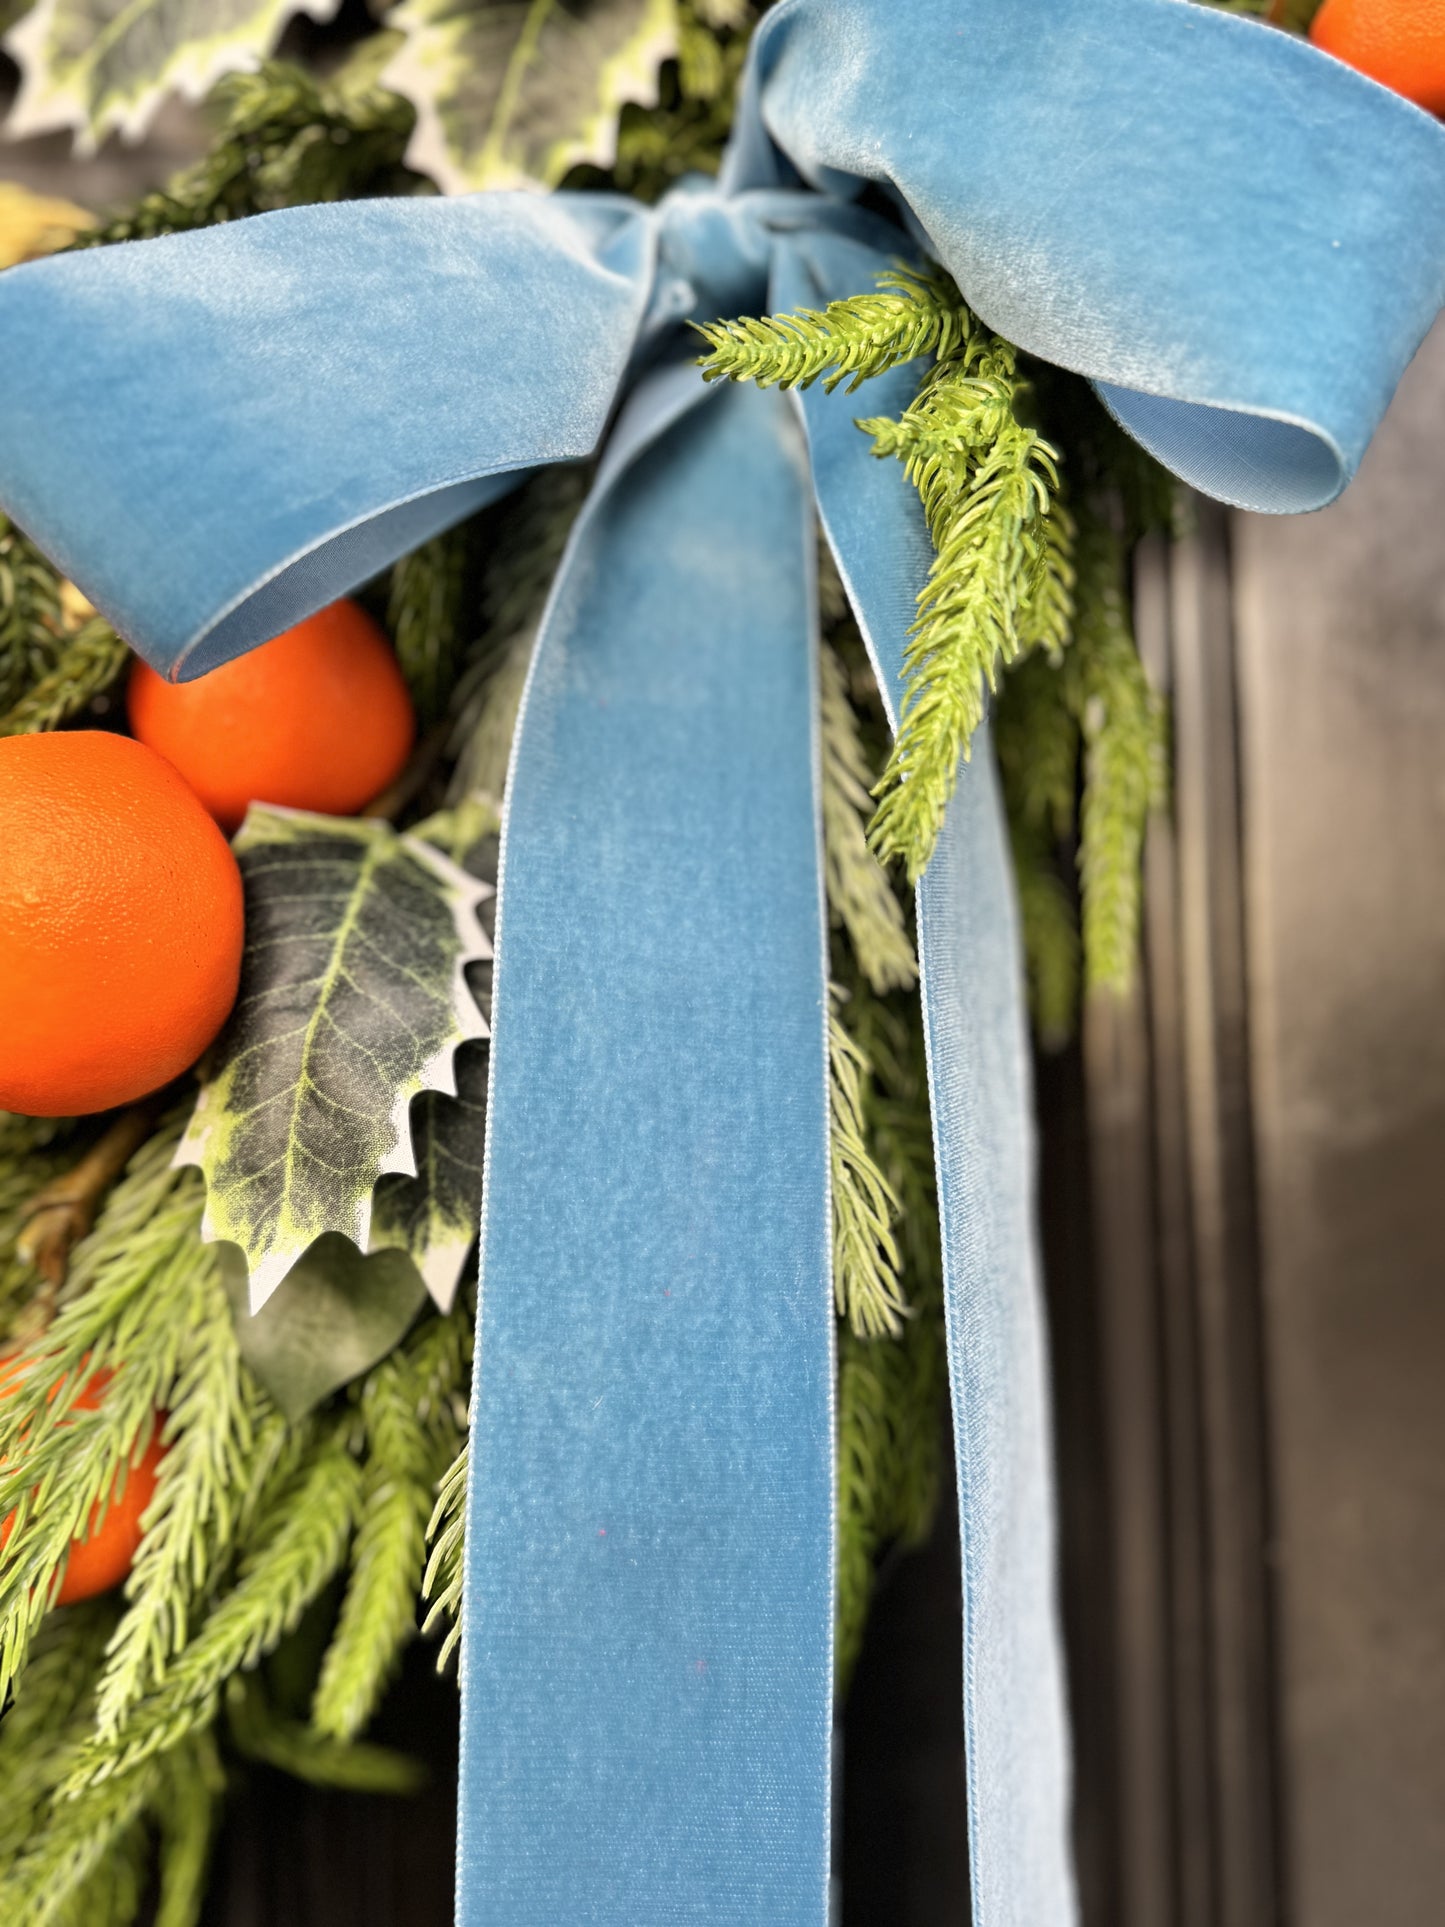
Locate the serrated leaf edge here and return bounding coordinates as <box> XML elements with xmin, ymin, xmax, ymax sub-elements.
<box><xmin>2</xmin><ymin>0</ymin><xmax>342</xmax><ymax>152</ymax></box>
<box><xmin>176</xmin><ymin>806</ymin><xmax>493</xmax><ymax>1314</ymax></box>
<box><xmin>381</xmin><ymin>0</ymin><xmax>679</xmax><ymax>195</ymax></box>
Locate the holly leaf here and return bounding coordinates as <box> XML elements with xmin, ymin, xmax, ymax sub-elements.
<box><xmin>2</xmin><ymin>0</ymin><xmax>341</xmax><ymax>152</ymax></box>
<box><xmin>364</xmin><ymin>796</ymin><xmax>498</xmax><ymax>1312</ymax></box>
<box><xmin>369</xmin><ymin>1037</ymin><xmax>487</xmax><ymax>1313</ymax></box>
<box><xmin>380</xmin><ymin>0</ymin><xmax>679</xmax><ymax>193</ymax></box>
<box><xmin>179</xmin><ymin>805</ymin><xmax>491</xmax><ymax>1312</ymax></box>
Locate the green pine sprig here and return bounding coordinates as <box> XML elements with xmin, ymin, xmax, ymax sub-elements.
<box><xmin>1067</xmin><ymin>511</ymin><xmax>1169</xmax><ymax>995</ymax></box>
<box><xmin>695</xmin><ymin>266</ymin><xmax>974</xmax><ymax>394</ymax></box>
<box><xmin>0</xmin><ymin>616</ymin><xmax>129</xmax><ymax>738</ymax></box>
<box><xmin>829</xmin><ymin>996</ymin><xmax>908</xmax><ymax>1340</ymax></box>
<box><xmin>92</xmin><ymin>1259</ymin><xmax>258</xmax><ymax>1740</ymax></box>
<box><xmin>420</xmin><ymin>1441</ymin><xmax>468</xmax><ymax>1672</ymax></box>
<box><xmin>819</xmin><ymin>637</ymin><xmax>917</xmax><ymax>996</ymax></box>
<box><xmin>312</xmin><ymin>1315</ymin><xmax>469</xmax><ymax>1740</ymax></box>
<box><xmin>861</xmin><ymin>345</ymin><xmax>1066</xmax><ymax>881</ymax></box>
<box><xmin>0</xmin><ymin>514</ymin><xmax>64</xmax><ymax>716</ymax></box>
<box><xmin>62</xmin><ymin>1430</ymin><xmax>363</xmax><ymax>1792</ymax></box>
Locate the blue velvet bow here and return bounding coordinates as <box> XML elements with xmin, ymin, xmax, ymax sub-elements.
<box><xmin>0</xmin><ymin>2</ymin><xmax>1440</xmax><ymax>1922</ymax></box>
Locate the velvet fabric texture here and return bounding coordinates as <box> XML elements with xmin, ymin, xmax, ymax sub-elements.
<box><xmin>0</xmin><ymin>4</ymin><xmax>1439</xmax><ymax>1923</ymax></box>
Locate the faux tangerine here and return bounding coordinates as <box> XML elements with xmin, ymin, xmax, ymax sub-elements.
<box><xmin>1310</xmin><ymin>0</ymin><xmax>1445</xmax><ymax>117</ymax></box>
<box><xmin>0</xmin><ymin>731</ymin><xmax>244</xmax><ymax>1116</ymax></box>
<box><xmin>0</xmin><ymin>1364</ymin><xmax>166</xmax><ymax>1607</ymax></box>
<box><xmin>127</xmin><ymin>598</ymin><xmax>416</xmax><ymax>833</ymax></box>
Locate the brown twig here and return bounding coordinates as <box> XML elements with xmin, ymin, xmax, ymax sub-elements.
<box><xmin>15</xmin><ymin>1105</ymin><xmax>158</xmax><ymax>1312</ymax></box>
<box><xmin>365</xmin><ymin>724</ymin><xmax>450</xmax><ymax>826</ymax></box>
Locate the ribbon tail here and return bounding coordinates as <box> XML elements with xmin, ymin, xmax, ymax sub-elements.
<box><xmin>739</xmin><ymin>0</ymin><xmax>1445</xmax><ymax>512</ymax></box>
<box><xmin>0</xmin><ymin>192</ymin><xmax>655</xmax><ymax>676</ymax></box>
<box><xmin>776</xmin><ymin>231</ymin><xmax>1076</xmax><ymax>1927</ymax></box>
<box><xmin>459</xmin><ymin>365</ymin><xmax>834</xmax><ymax>1923</ymax></box>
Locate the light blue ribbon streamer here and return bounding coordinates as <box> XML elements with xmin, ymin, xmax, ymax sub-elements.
<box><xmin>462</xmin><ymin>363</ymin><xmax>833</xmax><ymax>1921</ymax></box>
<box><xmin>775</xmin><ymin>227</ymin><xmax>1073</xmax><ymax>1926</ymax></box>
<box><xmin>0</xmin><ymin>6</ymin><xmax>1440</xmax><ymax>1925</ymax></box>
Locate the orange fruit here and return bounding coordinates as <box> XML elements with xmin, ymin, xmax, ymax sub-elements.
<box><xmin>127</xmin><ymin>599</ymin><xmax>416</xmax><ymax>833</ymax></box>
<box><xmin>0</xmin><ymin>730</ymin><xmax>243</xmax><ymax>1116</ymax></box>
<box><xmin>0</xmin><ymin>1362</ymin><xmax>166</xmax><ymax>1605</ymax></box>
<box><xmin>1310</xmin><ymin>0</ymin><xmax>1445</xmax><ymax>116</ymax></box>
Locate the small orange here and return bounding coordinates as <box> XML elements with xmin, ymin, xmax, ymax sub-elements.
<box><xmin>1310</xmin><ymin>0</ymin><xmax>1445</xmax><ymax>116</ymax></box>
<box><xmin>0</xmin><ymin>730</ymin><xmax>243</xmax><ymax>1116</ymax></box>
<box><xmin>0</xmin><ymin>1362</ymin><xmax>166</xmax><ymax>1605</ymax></box>
<box><xmin>127</xmin><ymin>599</ymin><xmax>416</xmax><ymax>833</ymax></box>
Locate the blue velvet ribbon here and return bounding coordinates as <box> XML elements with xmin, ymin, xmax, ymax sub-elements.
<box><xmin>0</xmin><ymin>4</ymin><xmax>1440</xmax><ymax>1923</ymax></box>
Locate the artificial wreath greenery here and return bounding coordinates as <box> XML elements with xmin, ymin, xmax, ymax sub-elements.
<box><xmin>0</xmin><ymin>8</ymin><xmax>1187</xmax><ymax>1917</ymax></box>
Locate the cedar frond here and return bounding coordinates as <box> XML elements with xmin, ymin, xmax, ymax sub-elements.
<box><xmin>421</xmin><ymin>1442</ymin><xmax>468</xmax><ymax>1671</ymax></box>
<box><xmin>819</xmin><ymin>639</ymin><xmax>916</xmax><ymax>995</ymax></box>
<box><xmin>312</xmin><ymin>1316</ymin><xmax>469</xmax><ymax>1740</ymax></box>
<box><xmin>0</xmin><ymin>617</ymin><xmax>128</xmax><ymax>738</ymax></box>
<box><xmin>93</xmin><ymin>1262</ymin><xmax>257</xmax><ymax>1739</ymax></box>
<box><xmin>1067</xmin><ymin>513</ymin><xmax>1168</xmax><ymax>995</ymax></box>
<box><xmin>829</xmin><ymin>997</ymin><xmax>907</xmax><ymax>1340</ymax></box>
<box><xmin>695</xmin><ymin>266</ymin><xmax>973</xmax><ymax>394</ymax></box>
<box><xmin>62</xmin><ymin>1436</ymin><xmax>362</xmax><ymax>1791</ymax></box>
<box><xmin>865</xmin><ymin>341</ymin><xmax>1065</xmax><ymax>880</ymax></box>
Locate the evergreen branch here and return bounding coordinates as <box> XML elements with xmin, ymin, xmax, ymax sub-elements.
<box><xmin>0</xmin><ymin>1603</ymin><xmax>116</xmax><ymax>1858</ymax></box>
<box><xmin>421</xmin><ymin>1440</ymin><xmax>468</xmax><ymax>1671</ymax></box>
<box><xmin>61</xmin><ymin>1436</ymin><xmax>362</xmax><ymax>1792</ymax></box>
<box><xmin>819</xmin><ymin>639</ymin><xmax>916</xmax><ymax>996</ymax></box>
<box><xmin>387</xmin><ymin>524</ymin><xmax>471</xmax><ymax>731</ymax></box>
<box><xmin>1018</xmin><ymin>494</ymin><xmax>1076</xmax><ymax>662</ymax></box>
<box><xmin>0</xmin><ymin>1127</ymin><xmax>202</xmax><ymax>1705</ymax></box>
<box><xmin>828</xmin><ymin>997</ymin><xmax>907</xmax><ymax>1340</ymax></box>
<box><xmin>152</xmin><ymin>1732</ymin><xmax>224</xmax><ymax>1927</ymax></box>
<box><xmin>52</xmin><ymin>1815</ymin><xmax>149</xmax><ymax>1927</ymax></box>
<box><xmin>993</xmin><ymin>648</ymin><xmax>1081</xmax><ymax>845</ymax></box>
<box><xmin>93</xmin><ymin>1260</ymin><xmax>256</xmax><ymax>1739</ymax></box>
<box><xmin>229</xmin><ymin>1676</ymin><xmax>422</xmax><ymax>1795</ymax></box>
<box><xmin>994</xmin><ymin>648</ymin><xmax>1083</xmax><ymax>1043</ymax></box>
<box><xmin>0</xmin><ymin>513</ymin><xmax>63</xmax><ymax>715</ymax></box>
<box><xmin>1066</xmin><ymin>513</ymin><xmax>1168</xmax><ymax>995</ymax></box>
<box><xmin>833</xmin><ymin>981</ymin><xmax>946</xmax><ymax>1688</ymax></box>
<box><xmin>1008</xmin><ymin>821</ymin><xmax>1081</xmax><ymax>1050</ymax></box>
<box><xmin>865</xmin><ymin>342</ymin><xmax>1065</xmax><ymax>882</ymax></box>
<box><xmin>0</xmin><ymin>617</ymin><xmax>128</xmax><ymax>737</ymax></box>
<box><xmin>0</xmin><ymin>1758</ymin><xmax>159</xmax><ymax>1927</ymax></box>
<box><xmin>68</xmin><ymin>58</ymin><xmax>419</xmax><ymax>251</ymax></box>
<box><xmin>695</xmin><ymin>266</ymin><xmax>973</xmax><ymax>394</ymax></box>
<box><xmin>312</xmin><ymin>1316</ymin><xmax>469</xmax><ymax>1740</ymax></box>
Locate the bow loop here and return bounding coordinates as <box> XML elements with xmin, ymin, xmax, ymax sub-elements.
<box><xmin>736</xmin><ymin>0</ymin><xmax>1445</xmax><ymax>512</ymax></box>
<box><xmin>0</xmin><ymin>193</ymin><xmax>656</xmax><ymax>678</ymax></box>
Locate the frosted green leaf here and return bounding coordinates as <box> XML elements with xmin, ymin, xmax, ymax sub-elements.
<box><xmin>179</xmin><ymin>806</ymin><xmax>491</xmax><ymax>1312</ymax></box>
<box><xmin>220</xmin><ymin>1238</ymin><xmax>427</xmax><ymax>1421</ymax></box>
<box><xmin>381</xmin><ymin>0</ymin><xmax>679</xmax><ymax>193</ymax></box>
<box><xmin>2</xmin><ymin>0</ymin><xmax>340</xmax><ymax>152</ymax></box>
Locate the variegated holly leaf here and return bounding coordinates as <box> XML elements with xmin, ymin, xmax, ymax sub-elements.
<box><xmin>179</xmin><ymin>805</ymin><xmax>492</xmax><ymax>1313</ymax></box>
<box><xmin>2</xmin><ymin>0</ymin><xmax>341</xmax><ymax>153</ymax></box>
<box><xmin>381</xmin><ymin>0</ymin><xmax>679</xmax><ymax>194</ymax></box>
<box><xmin>369</xmin><ymin>1041</ymin><xmax>488</xmax><ymax>1313</ymax></box>
<box><xmin>368</xmin><ymin>798</ymin><xmax>499</xmax><ymax>1311</ymax></box>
